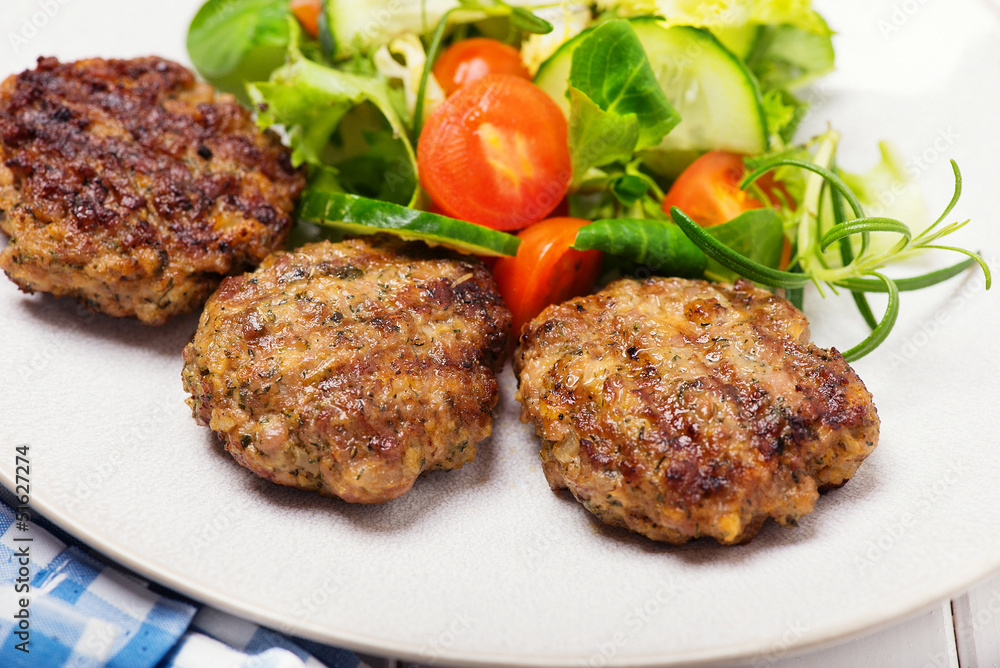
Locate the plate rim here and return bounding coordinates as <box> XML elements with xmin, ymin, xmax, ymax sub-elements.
<box><xmin>4</xmin><ymin>470</ymin><xmax>1000</xmax><ymax>667</ymax></box>
<box><xmin>3</xmin><ymin>0</ymin><xmax>1000</xmax><ymax>663</ymax></box>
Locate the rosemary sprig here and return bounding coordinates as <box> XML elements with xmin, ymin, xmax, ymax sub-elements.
<box><xmin>670</xmin><ymin>130</ymin><xmax>991</xmax><ymax>362</ymax></box>
<box><xmin>828</xmin><ymin>172</ymin><xmax>877</xmax><ymax>329</ymax></box>
<box><xmin>670</xmin><ymin>208</ymin><xmax>812</xmax><ymax>289</ymax></box>
<box><xmin>837</xmin><ymin>258</ymin><xmax>979</xmax><ymax>292</ymax></box>
<box><xmin>842</xmin><ymin>273</ymin><xmax>899</xmax><ymax>360</ymax></box>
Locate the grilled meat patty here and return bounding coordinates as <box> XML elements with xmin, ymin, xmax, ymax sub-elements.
<box><xmin>514</xmin><ymin>277</ymin><xmax>879</xmax><ymax>545</ymax></box>
<box><xmin>182</xmin><ymin>236</ymin><xmax>512</xmax><ymax>503</ymax></box>
<box><xmin>0</xmin><ymin>56</ymin><xmax>304</xmax><ymax>324</ymax></box>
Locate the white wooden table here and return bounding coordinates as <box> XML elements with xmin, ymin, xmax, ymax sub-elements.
<box><xmin>356</xmin><ymin>570</ymin><xmax>1000</xmax><ymax>667</ymax></box>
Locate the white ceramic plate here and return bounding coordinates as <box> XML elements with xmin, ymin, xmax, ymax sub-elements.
<box><xmin>2</xmin><ymin>1</ymin><xmax>999</xmax><ymax>665</ymax></box>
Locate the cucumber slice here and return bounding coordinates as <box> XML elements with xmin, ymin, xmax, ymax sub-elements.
<box><xmin>711</xmin><ymin>24</ymin><xmax>761</xmax><ymax>61</ymax></box>
<box><xmin>535</xmin><ymin>18</ymin><xmax>769</xmax><ymax>178</ymax></box>
<box><xmin>297</xmin><ymin>190</ymin><xmax>520</xmax><ymax>257</ymax></box>
<box><xmin>326</xmin><ymin>0</ymin><xmax>447</xmax><ymax>59</ymax></box>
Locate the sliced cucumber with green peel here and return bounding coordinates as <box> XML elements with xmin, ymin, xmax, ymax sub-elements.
<box><xmin>297</xmin><ymin>190</ymin><xmax>520</xmax><ymax>257</ymax></box>
<box><xmin>325</xmin><ymin>0</ymin><xmax>446</xmax><ymax>59</ymax></box>
<box><xmin>711</xmin><ymin>24</ymin><xmax>761</xmax><ymax>61</ymax></box>
<box><xmin>535</xmin><ymin>18</ymin><xmax>769</xmax><ymax>178</ymax></box>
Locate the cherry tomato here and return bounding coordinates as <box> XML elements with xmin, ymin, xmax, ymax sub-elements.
<box><xmin>418</xmin><ymin>74</ymin><xmax>571</xmax><ymax>231</ymax></box>
<box><xmin>492</xmin><ymin>217</ymin><xmax>603</xmax><ymax>337</ymax></box>
<box><xmin>663</xmin><ymin>151</ymin><xmax>793</xmax><ymax>268</ymax></box>
<box><xmin>662</xmin><ymin>151</ymin><xmax>767</xmax><ymax>227</ymax></box>
<box><xmin>433</xmin><ymin>38</ymin><xmax>531</xmax><ymax>97</ymax></box>
<box><xmin>289</xmin><ymin>0</ymin><xmax>321</xmax><ymax>39</ymax></box>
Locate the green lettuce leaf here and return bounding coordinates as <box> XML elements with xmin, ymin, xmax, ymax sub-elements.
<box><xmin>761</xmin><ymin>88</ymin><xmax>808</xmax><ymax>145</ymax></box>
<box><xmin>567</xmin><ymin>88</ymin><xmax>642</xmax><ymax>185</ymax></box>
<box><xmin>569</xmin><ymin>19</ymin><xmax>680</xmax><ymax>150</ymax></box>
<box><xmin>573</xmin><ymin>208</ymin><xmax>785</xmax><ymax>280</ymax></box>
<box><xmin>704</xmin><ymin>208</ymin><xmax>786</xmax><ymax>280</ymax></box>
<box><xmin>574</xmin><ymin>218</ymin><xmax>708</xmax><ymax>277</ymax></box>
<box><xmin>566</xmin><ymin>19</ymin><xmax>680</xmax><ymax>184</ymax></box>
<box><xmin>834</xmin><ymin>142</ymin><xmax>930</xmax><ymax>261</ymax></box>
<box><xmin>747</xmin><ymin>20</ymin><xmax>835</xmax><ymax>91</ymax></box>
<box><xmin>602</xmin><ymin>0</ymin><xmax>834</xmax><ymax>92</ymax></box>
<box><xmin>186</xmin><ymin>0</ymin><xmax>291</xmax><ymax>101</ymax></box>
<box><xmin>247</xmin><ymin>26</ymin><xmax>419</xmax><ymax>205</ymax></box>
<box><xmin>331</xmin><ymin>125</ymin><xmax>417</xmax><ymax>206</ymax></box>
<box><xmin>602</xmin><ymin>0</ymin><xmax>829</xmax><ymax>35</ymax></box>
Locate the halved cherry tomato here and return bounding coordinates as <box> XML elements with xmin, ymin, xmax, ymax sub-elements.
<box><xmin>433</xmin><ymin>38</ymin><xmax>531</xmax><ymax>97</ymax></box>
<box><xmin>662</xmin><ymin>151</ymin><xmax>767</xmax><ymax>226</ymax></box>
<box><xmin>492</xmin><ymin>217</ymin><xmax>603</xmax><ymax>337</ymax></box>
<box><xmin>289</xmin><ymin>0</ymin><xmax>321</xmax><ymax>39</ymax></box>
<box><xmin>418</xmin><ymin>74</ymin><xmax>571</xmax><ymax>231</ymax></box>
<box><xmin>663</xmin><ymin>151</ymin><xmax>793</xmax><ymax>268</ymax></box>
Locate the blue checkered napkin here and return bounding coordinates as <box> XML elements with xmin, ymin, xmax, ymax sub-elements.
<box><xmin>0</xmin><ymin>497</ymin><xmax>365</xmax><ymax>668</ymax></box>
<box><xmin>0</xmin><ymin>502</ymin><xmax>197</xmax><ymax>667</ymax></box>
<box><xmin>163</xmin><ymin>607</ymin><xmax>362</xmax><ymax>668</ymax></box>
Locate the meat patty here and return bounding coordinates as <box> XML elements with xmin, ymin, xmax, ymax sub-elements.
<box><xmin>182</xmin><ymin>236</ymin><xmax>511</xmax><ymax>503</ymax></box>
<box><xmin>513</xmin><ymin>277</ymin><xmax>879</xmax><ymax>545</ymax></box>
<box><xmin>0</xmin><ymin>56</ymin><xmax>304</xmax><ymax>324</ymax></box>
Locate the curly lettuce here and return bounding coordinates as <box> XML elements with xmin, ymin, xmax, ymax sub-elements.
<box><xmin>247</xmin><ymin>23</ymin><xmax>418</xmax><ymax>205</ymax></box>
<box><xmin>599</xmin><ymin>0</ymin><xmax>827</xmax><ymax>33</ymax></box>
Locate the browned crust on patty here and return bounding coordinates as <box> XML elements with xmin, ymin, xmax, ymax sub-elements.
<box><xmin>182</xmin><ymin>235</ymin><xmax>512</xmax><ymax>503</ymax></box>
<box><xmin>513</xmin><ymin>277</ymin><xmax>880</xmax><ymax>545</ymax></box>
<box><xmin>0</xmin><ymin>56</ymin><xmax>304</xmax><ymax>324</ymax></box>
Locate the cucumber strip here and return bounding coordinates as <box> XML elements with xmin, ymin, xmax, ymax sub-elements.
<box><xmin>535</xmin><ymin>18</ymin><xmax>769</xmax><ymax>178</ymax></box>
<box><xmin>297</xmin><ymin>190</ymin><xmax>521</xmax><ymax>257</ymax></box>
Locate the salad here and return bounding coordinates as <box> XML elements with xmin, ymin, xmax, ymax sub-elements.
<box><xmin>186</xmin><ymin>0</ymin><xmax>990</xmax><ymax>357</ymax></box>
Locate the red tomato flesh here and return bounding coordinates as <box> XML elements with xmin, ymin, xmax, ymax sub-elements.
<box><xmin>433</xmin><ymin>38</ymin><xmax>531</xmax><ymax>97</ymax></box>
<box><xmin>289</xmin><ymin>0</ymin><xmax>321</xmax><ymax>38</ymax></box>
<box><xmin>662</xmin><ymin>151</ymin><xmax>766</xmax><ymax>227</ymax></box>
<box><xmin>663</xmin><ymin>150</ymin><xmax>793</xmax><ymax>268</ymax></box>
<box><xmin>492</xmin><ymin>217</ymin><xmax>603</xmax><ymax>337</ymax></box>
<box><xmin>418</xmin><ymin>74</ymin><xmax>571</xmax><ymax>231</ymax></box>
